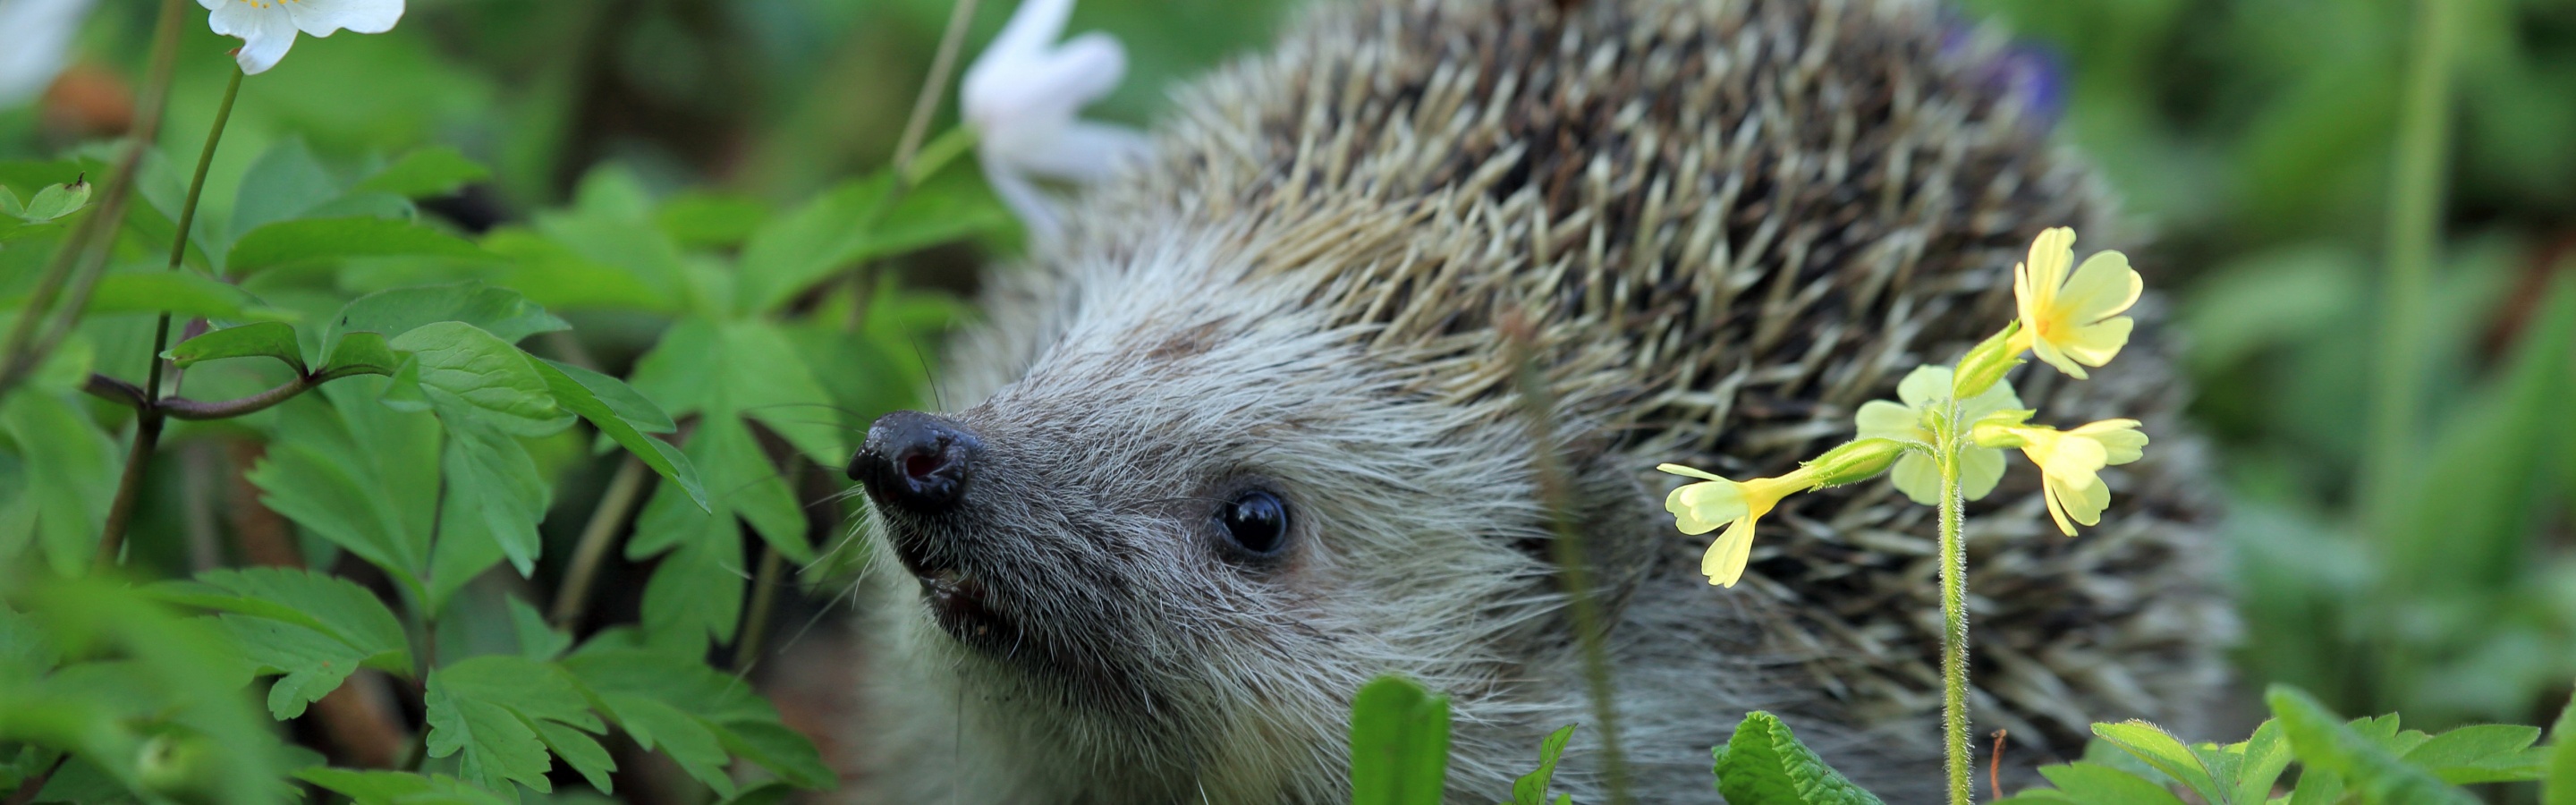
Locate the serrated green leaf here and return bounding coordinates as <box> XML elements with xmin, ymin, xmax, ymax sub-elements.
<box><xmin>2226</xmin><ymin>720</ymin><xmax>2292</xmax><ymax>805</ymax></box>
<box><xmin>534</xmin><ymin>720</ymin><xmax>615</xmax><ymax>795</ymax></box>
<box><xmin>718</xmin><ymin>322</ymin><xmax>847</xmax><ymax>466</ymax></box>
<box><xmin>0</xmin><ymin>606</ymin><xmax>61</xmax><ymax>678</ymax></box>
<box><xmin>716</xmin><ymin>720</ymin><xmax>835</xmax><ymax>790</ymax></box>
<box><xmin>1350</xmin><ymin>675</ymin><xmax>1450</xmax><ymax>805</ymax></box>
<box><xmin>388</xmin><ymin>322</ymin><xmax>566</xmax><ymax>434</ymax></box>
<box><xmin>561</xmin><ymin>648</ymin><xmax>830</xmax><ymax>789</ymax></box>
<box><xmin>249</xmin><ymin>441</ymin><xmax>420</xmax><ymax>583</ymax></box>
<box><xmin>166</xmin><ymin>321</ymin><xmax>306</xmax><ymax>373</ymax></box>
<box><xmin>507</xmin><ymin>597</ymin><xmax>571</xmax><ymax>663</ymax></box>
<box><xmin>1507</xmin><ymin>724</ymin><xmax>1578</xmax><ymax>805</ymax></box>
<box><xmin>638</xmin><ymin>532</ymin><xmax>744</xmax><ymax>653</ymax></box>
<box><xmin>182</xmin><ymin>567</ymin><xmax>410</xmax><ymax>657</ymax></box>
<box><xmin>2025</xmin><ymin>763</ymin><xmax>2187</xmax><ymax>805</ymax></box>
<box><xmin>439</xmin><ymin>421</ymin><xmax>551</xmax><ymax>574</ymax></box>
<box><xmin>426</xmin><ymin>497</ymin><xmax>506</xmax><ymax>617</ymax></box>
<box><xmin>227</xmin><ymin>216</ymin><xmax>491</xmax><ymax>275</ymax></box>
<box><xmin>153</xmin><ymin>568</ymin><xmax>411</xmax><ymax>719</ymax></box>
<box><xmin>734</xmin><ymin>172</ymin><xmax>1004</xmax><ymax>315</ymax></box>
<box><xmin>2267</xmin><ymin>685</ymin><xmax>2479</xmax><ymax>805</ymax></box>
<box><xmin>297</xmin><ymin>768</ymin><xmax>512</xmax><ymax>805</ymax></box>
<box><xmin>1711</xmin><ymin>710</ymin><xmax>1884</xmax><ymax>805</ymax></box>
<box><xmin>356</xmin><ymin>146</ymin><xmax>492</xmax><ymax>199</ymax></box>
<box><xmin>534</xmin><ymin>358</ymin><xmax>706</xmax><ymax>511</ymax></box>
<box><xmin>425</xmin><ymin>656</ymin><xmax>605</xmax><ymax>797</ymax></box>
<box><xmin>656</xmin><ymin>191</ymin><xmax>773</xmax><ymax>249</ymax></box>
<box><xmin>721</xmin><ymin>782</ymin><xmax>799</xmax><ymax>805</ymax></box>
<box><xmin>2402</xmin><ymin>724</ymin><xmax>2546</xmax><ymax>784</ymax></box>
<box><xmin>596</xmin><ymin>692</ymin><xmax>735</xmax><ymax>798</ymax></box>
<box><xmin>2094</xmin><ymin>721</ymin><xmax>2225</xmax><ymax>802</ymax></box>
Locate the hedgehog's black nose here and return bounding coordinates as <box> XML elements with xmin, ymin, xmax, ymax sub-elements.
<box><xmin>852</xmin><ymin>411</ymin><xmax>980</xmax><ymax>514</ymax></box>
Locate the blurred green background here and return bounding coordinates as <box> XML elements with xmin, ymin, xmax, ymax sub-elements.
<box><xmin>5</xmin><ymin>0</ymin><xmax>2572</xmax><ymax>747</ymax></box>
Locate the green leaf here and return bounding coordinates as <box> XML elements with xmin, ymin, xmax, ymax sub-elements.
<box><xmin>2545</xmin><ymin>698</ymin><xmax>2573</xmax><ymax>805</ymax></box>
<box><xmin>656</xmin><ymin>191</ymin><xmax>773</xmax><ymax>249</ymax></box>
<box><xmin>734</xmin><ymin>172</ymin><xmax>1005</xmax><ymax>315</ymax></box>
<box><xmin>2223</xmin><ymin>720</ymin><xmax>2293</xmax><ymax>805</ymax></box>
<box><xmin>533</xmin><ymin>358</ymin><xmax>706</xmax><ymax>511</ymax></box>
<box><xmin>1507</xmin><ymin>724</ymin><xmax>1578</xmax><ymax>805</ymax></box>
<box><xmin>560</xmin><ymin>648</ymin><xmax>830</xmax><ymax>789</ymax></box>
<box><xmin>355</xmin><ymin>146</ymin><xmax>492</xmax><ymax>199</ymax></box>
<box><xmin>439</xmin><ymin>420</ymin><xmax>552</xmax><ymax>574</ymax></box>
<box><xmin>326</xmin><ymin>282</ymin><xmax>570</xmax><ymax>355</ymax></box>
<box><xmin>157</xmin><ymin>568</ymin><xmax>411</xmax><ymax>720</ymax></box>
<box><xmin>720</xmin><ymin>322</ymin><xmax>847</xmax><ymax>465</ymax></box>
<box><xmin>320</xmin><ymin>331</ymin><xmax>403</xmax><ymax>380</ymax></box>
<box><xmin>1711</xmin><ymin>710</ymin><xmax>1884</xmax><ymax>805</ymax></box>
<box><xmin>297</xmin><ymin>768</ymin><xmax>512</xmax><ymax>805</ymax></box>
<box><xmin>0</xmin><ymin>392</ymin><xmax>118</xmax><ymax>575</ymax></box>
<box><xmin>2267</xmin><ymin>685</ymin><xmax>2479</xmax><ymax>805</ymax></box>
<box><xmin>228</xmin><ymin>216</ymin><xmax>492</xmax><ymax>275</ymax></box>
<box><xmin>637</xmin><ymin>530</ymin><xmax>744</xmax><ymax>653</ymax></box>
<box><xmin>231</xmin><ymin>138</ymin><xmax>344</xmax><ymax>239</ymax></box>
<box><xmin>507</xmin><ymin>597</ymin><xmax>571</xmax><ymax>663</ymax></box>
<box><xmin>1349</xmin><ymin>675</ymin><xmax>1450</xmax><ymax>805</ymax></box>
<box><xmin>387</xmin><ymin>322</ymin><xmax>567</xmax><ymax>434</ymax></box>
<box><xmin>80</xmin><ymin>272</ymin><xmax>292</xmax><ymax>322</ymax></box>
<box><xmin>16</xmin><ymin>179</ymin><xmax>91</xmax><ymax>222</ymax></box>
<box><xmin>2092</xmin><ymin>721</ymin><xmax>2224</xmax><ymax>802</ymax></box>
<box><xmin>598</xmin><ymin>693</ymin><xmax>736</xmax><ymax>798</ymax></box>
<box><xmin>2014</xmin><ymin>763</ymin><xmax>2186</xmax><ymax>805</ymax></box>
<box><xmin>166</xmin><ymin>321</ymin><xmax>307</xmax><ymax>373</ymax></box>
<box><xmin>247</xmin><ymin>440</ymin><xmax>422</xmax><ymax>589</ymax></box>
<box><xmin>2402</xmin><ymin>724</ymin><xmax>2546</xmax><ymax>784</ymax></box>
<box><xmin>424</xmin><ymin>656</ymin><xmax>606</xmax><ymax>797</ymax></box>
<box><xmin>535</xmin><ymin>719</ymin><xmax>617</xmax><ymax>794</ymax></box>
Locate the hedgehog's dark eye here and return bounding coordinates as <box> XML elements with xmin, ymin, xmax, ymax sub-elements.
<box><xmin>1216</xmin><ymin>489</ymin><xmax>1290</xmax><ymax>556</ymax></box>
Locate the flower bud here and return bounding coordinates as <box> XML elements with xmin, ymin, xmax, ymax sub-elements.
<box><xmin>1802</xmin><ymin>437</ymin><xmax>1908</xmax><ymax>487</ymax></box>
<box><xmin>1969</xmin><ymin>409</ymin><xmax>2038</xmax><ymax>449</ymax></box>
<box><xmin>1951</xmin><ymin>322</ymin><xmax>2023</xmax><ymax>401</ymax></box>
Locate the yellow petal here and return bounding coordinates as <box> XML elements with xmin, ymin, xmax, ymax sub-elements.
<box><xmin>1894</xmin><ymin>365</ymin><xmax>1953</xmax><ymax>408</ymax></box>
<box><xmin>1666</xmin><ymin>481</ymin><xmax>1748</xmax><ymax>535</ymax></box>
<box><xmin>2057</xmin><ymin>250</ymin><xmax>2142</xmax><ymax>324</ymax></box>
<box><xmin>2071</xmin><ymin>419</ymin><xmax>2148</xmax><ymax>465</ymax></box>
<box><xmin>2029</xmin><ymin>336</ymin><xmax>2089</xmax><ymax>379</ymax></box>
<box><xmin>2043</xmin><ymin>481</ymin><xmax>2079</xmax><ymax>537</ymax></box>
<box><xmin>1657</xmin><ymin>462</ymin><xmax>1729</xmax><ymax>482</ymax></box>
<box><xmin>1890</xmin><ymin>452</ymin><xmax>1943</xmax><ymax>505</ymax></box>
<box><xmin>2024</xmin><ymin>227</ymin><xmax>2076</xmax><ymax>294</ymax></box>
<box><xmin>1854</xmin><ymin>400</ymin><xmax>1922</xmax><ymax>441</ymax></box>
<box><xmin>2025</xmin><ymin>429</ymin><xmax>2108</xmax><ymax>478</ymax></box>
<box><xmin>1700</xmin><ymin>518</ymin><xmax>1758</xmax><ymax>588</ymax></box>
<box><xmin>2048</xmin><ymin>471</ymin><xmax>2112</xmax><ymax>528</ymax></box>
<box><xmin>2057</xmin><ymin>317</ymin><xmax>2134</xmax><ymax>368</ymax></box>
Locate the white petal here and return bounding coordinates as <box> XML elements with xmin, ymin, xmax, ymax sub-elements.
<box><xmin>1005</xmin><ymin>120</ymin><xmax>1149</xmax><ymax>182</ymax></box>
<box><xmin>981</xmin><ymin>151</ymin><xmax>1061</xmax><ymax>243</ymax></box>
<box><xmin>966</xmin><ymin>32</ymin><xmax>1125</xmax><ymax>133</ymax></box>
<box><xmin>284</xmin><ymin>0</ymin><xmax>402</xmax><ymax>36</ymax></box>
<box><xmin>0</xmin><ymin>0</ymin><xmax>95</xmax><ymax>107</ymax></box>
<box><xmin>208</xmin><ymin>1</ymin><xmax>301</xmax><ymax>75</ymax></box>
<box><xmin>987</xmin><ymin>0</ymin><xmax>1073</xmax><ymax>72</ymax></box>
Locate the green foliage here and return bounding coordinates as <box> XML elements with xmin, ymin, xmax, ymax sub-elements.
<box><xmin>2547</xmin><ymin>698</ymin><xmax>2575</xmax><ymax>805</ymax></box>
<box><xmin>1998</xmin><ymin>685</ymin><xmax>2555</xmax><ymax>804</ymax></box>
<box><xmin>1503</xmin><ymin>724</ymin><xmax>1577</xmax><ymax>805</ymax></box>
<box><xmin>1349</xmin><ymin>675</ymin><xmax>1451</xmax><ymax>805</ymax></box>
<box><xmin>1710</xmin><ymin>711</ymin><xmax>1885</xmax><ymax>805</ymax></box>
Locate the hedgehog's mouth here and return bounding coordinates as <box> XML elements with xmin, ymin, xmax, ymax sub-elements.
<box><xmin>919</xmin><ymin>568</ymin><xmax>1016</xmax><ymax>648</ymax></box>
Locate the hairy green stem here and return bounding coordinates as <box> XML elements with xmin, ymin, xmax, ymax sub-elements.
<box><xmin>0</xmin><ymin>0</ymin><xmax>188</xmax><ymax>403</ymax></box>
<box><xmin>1937</xmin><ymin>398</ymin><xmax>1972</xmax><ymax>805</ymax></box>
<box><xmin>550</xmin><ymin>455</ymin><xmax>651</xmax><ymax>629</ymax></box>
<box><xmin>1503</xmin><ymin>318</ymin><xmax>1632</xmax><ymax>804</ymax></box>
<box><xmin>97</xmin><ymin>67</ymin><xmax>246</xmax><ymax>567</ymax></box>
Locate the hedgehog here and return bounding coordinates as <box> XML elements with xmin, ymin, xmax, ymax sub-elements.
<box><xmin>834</xmin><ymin>0</ymin><xmax>2232</xmax><ymax>801</ymax></box>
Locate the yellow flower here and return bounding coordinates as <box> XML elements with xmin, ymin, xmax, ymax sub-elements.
<box><xmin>1852</xmin><ymin>365</ymin><xmax>2021</xmax><ymax>505</ymax></box>
<box><xmin>1971</xmin><ymin>416</ymin><xmax>2148</xmax><ymax>536</ymax></box>
<box><xmin>2005</xmin><ymin>227</ymin><xmax>2141</xmax><ymax>379</ymax></box>
<box><xmin>1657</xmin><ymin>463</ymin><xmax>1818</xmax><ymax>588</ymax></box>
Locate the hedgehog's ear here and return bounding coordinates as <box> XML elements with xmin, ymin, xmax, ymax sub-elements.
<box><xmin>1524</xmin><ymin>450</ymin><xmax>1663</xmax><ymax>617</ymax></box>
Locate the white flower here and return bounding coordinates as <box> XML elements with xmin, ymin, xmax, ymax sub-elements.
<box><xmin>0</xmin><ymin>0</ymin><xmax>97</xmax><ymax>107</ymax></box>
<box><xmin>197</xmin><ymin>0</ymin><xmax>402</xmax><ymax>76</ymax></box>
<box><xmin>962</xmin><ymin>0</ymin><xmax>1150</xmax><ymax>242</ymax></box>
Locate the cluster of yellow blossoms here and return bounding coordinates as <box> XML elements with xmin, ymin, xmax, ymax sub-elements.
<box><xmin>1663</xmin><ymin>227</ymin><xmax>2152</xmax><ymax>587</ymax></box>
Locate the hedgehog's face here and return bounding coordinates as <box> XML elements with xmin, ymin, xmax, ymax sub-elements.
<box><xmin>848</xmin><ymin>272</ymin><xmax>1569</xmax><ymax>794</ymax></box>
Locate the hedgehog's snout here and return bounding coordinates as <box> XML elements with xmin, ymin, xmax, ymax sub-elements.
<box><xmin>852</xmin><ymin>410</ymin><xmax>980</xmax><ymax>515</ymax></box>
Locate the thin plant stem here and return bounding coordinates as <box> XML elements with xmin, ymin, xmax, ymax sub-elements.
<box><xmin>2360</xmin><ymin>0</ymin><xmax>2459</xmax><ymax>707</ymax></box>
<box><xmin>894</xmin><ymin>0</ymin><xmax>981</xmax><ymax>175</ymax></box>
<box><xmin>0</xmin><ymin>0</ymin><xmax>189</xmax><ymax>403</ymax></box>
<box><xmin>550</xmin><ymin>456</ymin><xmax>652</xmax><ymax>629</ymax></box>
<box><xmin>733</xmin><ymin>542</ymin><xmax>787</xmax><ymax>673</ymax></box>
<box><xmin>1502</xmin><ymin>316</ymin><xmax>1632</xmax><ymax>805</ymax></box>
<box><xmin>97</xmin><ymin>67</ymin><xmax>246</xmax><ymax>567</ymax></box>
<box><xmin>1936</xmin><ymin>397</ymin><xmax>1973</xmax><ymax>805</ymax></box>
